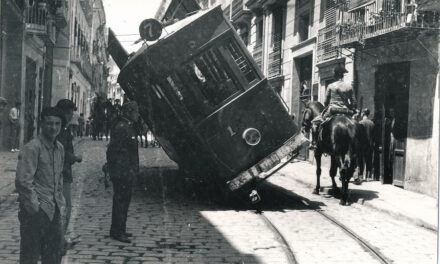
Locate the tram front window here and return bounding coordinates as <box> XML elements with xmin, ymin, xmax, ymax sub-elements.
<box><xmin>184</xmin><ymin>47</ymin><xmax>240</xmax><ymax>107</ymax></box>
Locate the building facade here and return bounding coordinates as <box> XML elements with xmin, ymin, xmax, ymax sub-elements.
<box><xmin>0</xmin><ymin>0</ymin><xmax>108</xmax><ymax>150</ymax></box>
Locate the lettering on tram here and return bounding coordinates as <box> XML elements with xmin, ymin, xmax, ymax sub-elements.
<box><xmin>107</xmin><ymin>6</ymin><xmax>308</xmax><ymax>203</ymax></box>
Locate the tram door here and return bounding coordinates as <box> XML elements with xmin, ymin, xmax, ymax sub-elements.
<box><xmin>374</xmin><ymin>62</ymin><xmax>410</xmax><ymax>186</ymax></box>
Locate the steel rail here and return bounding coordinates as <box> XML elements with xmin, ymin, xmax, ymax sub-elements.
<box><xmin>263</xmin><ymin>182</ymin><xmax>392</xmax><ymax>264</ymax></box>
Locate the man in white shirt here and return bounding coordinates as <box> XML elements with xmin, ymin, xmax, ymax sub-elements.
<box><xmin>9</xmin><ymin>102</ymin><xmax>21</xmax><ymax>152</ymax></box>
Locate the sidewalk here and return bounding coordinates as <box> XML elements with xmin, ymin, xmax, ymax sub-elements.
<box><xmin>276</xmin><ymin>158</ymin><xmax>438</xmax><ymax>231</ymax></box>
<box><xmin>0</xmin><ymin>137</ymin><xmax>85</xmax><ymax>204</ymax></box>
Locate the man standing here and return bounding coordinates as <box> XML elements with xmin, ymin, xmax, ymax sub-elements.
<box><xmin>0</xmin><ymin>97</ymin><xmax>7</xmax><ymax>131</ymax></box>
<box><xmin>15</xmin><ymin>107</ymin><xmax>65</xmax><ymax>264</ymax></box>
<box><xmin>107</xmin><ymin>101</ymin><xmax>140</xmax><ymax>243</ymax></box>
<box><xmin>9</xmin><ymin>101</ymin><xmax>21</xmax><ymax>152</ymax></box>
<box><xmin>55</xmin><ymin>99</ymin><xmax>82</xmax><ymax>249</ymax></box>
<box><xmin>355</xmin><ymin>108</ymin><xmax>375</xmax><ymax>184</ymax></box>
<box><xmin>78</xmin><ymin>113</ymin><xmax>85</xmax><ymax>137</ymax></box>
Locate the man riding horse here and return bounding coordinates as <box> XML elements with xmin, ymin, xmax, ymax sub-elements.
<box><xmin>310</xmin><ymin>65</ymin><xmax>358</xmax><ymax>149</ymax></box>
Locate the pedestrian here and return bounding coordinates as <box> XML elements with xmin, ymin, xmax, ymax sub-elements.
<box><xmin>78</xmin><ymin>113</ymin><xmax>85</xmax><ymax>137</ymax></box>
<box><xmin>0</xmin><ymin>97</ymin><xmax>8</xmax><ymax>131</ymax></box>
<box><xmin>55</xmin><ymin>99</ymin><xmax>82</xmax><ymax>251</ymax></box>
<box><xmin>355</xmin><ymin>108</ymin><xmax>375</xmax><ymax>184</ymax></box>
<box><xmin>107</xmin><ymin>101</ymin><xmax>140</xmax><ymax>243</ymax></box>
<box><xmin>70</xmin><ymin>108</ymin><xmax>80</xmax><ymax>137</ymax></box>
<box><xmin>9</xmin><ymin>101</ymin><xmax>21</xmax><ymax>152</ymax></box>
<box><xmin>15</xmin><ymin>107</ymin><xmax>65</xmax><ymax>264</ymax></box>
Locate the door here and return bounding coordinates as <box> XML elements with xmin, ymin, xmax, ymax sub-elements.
<box><xmin>24</xmin><ymin>58</ymin><xmax>37</xmax><ymax>143</ymax></box>
<box><xmin>374</xmin><ymin>62</ymin><xmax>410</xmax><ymax>186</ymax></box>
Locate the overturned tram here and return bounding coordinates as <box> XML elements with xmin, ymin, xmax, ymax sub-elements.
<box><xmin>108</xmin><ymin>6</ymin><xmax>308</xmax><ymax>199</ymax></box>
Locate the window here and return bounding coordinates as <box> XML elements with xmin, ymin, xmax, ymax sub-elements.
<box><xmin>256</xmin><ymin>19</ymin><xmax>264</xmax><ymax>45</ymax></box>
<box><xmin>185</xmin><ymin>47</ymin><xmax>240</xmax><ymax>107</ymax></box>
<box><xmin>225</xmin><ymin>40</ymin><xmax>258</xmax><ymax>83</ymax></box>
<box><xmin>299</xmin><ymin>12</ymin><xmax>310</xmax><ymax>41</ymax></box>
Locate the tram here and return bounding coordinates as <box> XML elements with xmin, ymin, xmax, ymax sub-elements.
<box><xmin>108</xmin><ymin>6</ymin><xmax>308</xmax><ymax>199</ymax></box>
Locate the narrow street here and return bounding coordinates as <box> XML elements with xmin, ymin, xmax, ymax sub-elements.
<box><xmin>0</xmin><ymin>139</ymin><xmax>436</xmax><ymax>264</ymax></box>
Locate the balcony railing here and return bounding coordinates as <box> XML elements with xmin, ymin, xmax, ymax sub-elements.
<box><xmin>337</xmin><ymin>1</ymin><xmax>440</xmax><ymax>46</ymax></box>
<box><xmin>268</xmin><ymin>34</ymin><xmax>282</xmax><ymax>78</ymax></box>
<box><xmin>25</xmin><ymin>3</ymin><xmax>48</xmax><ymax>35</ymax></box>
<box><xmin>252</xmin><ymin>42</ymin><xmax>263</xmax><ymax>71</ymax></box>
<box><xmin>317</xmin><ymin>26</ymin><xmax>339</xmax><ymax>63</ymax></box>
<box><xmin>71</xmin><ymin>52</ymin><xmax>93</xmax><ymax>82</ymax></box>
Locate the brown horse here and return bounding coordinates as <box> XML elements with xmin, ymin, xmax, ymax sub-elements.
<box><xmin>302</xmin><ymin>101</ymin><xmax>361</xmax><ymax>205</ymax></box>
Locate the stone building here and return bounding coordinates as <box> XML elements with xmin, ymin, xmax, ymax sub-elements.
<box><xmin>0</xmin><ymin>0</ymin><xmax>108</xmax><ymax>150</ymax></box>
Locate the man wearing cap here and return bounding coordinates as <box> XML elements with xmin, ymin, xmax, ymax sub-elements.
<box><xmin>311</xmin><ymin>65</ymin><xmax>357</xmax><ymax>148</ymax></box>
<box><xmin>106</xmin><ymin>101</ymin><xmax>140</xmax><ymax>243</ymax></box>
<box><xmin>55</xmin><ymin>99</ymin><xmax>82</xmax><ymax>250</ymax></box>
<box><xmin>15</xmin><ymin>107</ymin><xmax>65</xmax><ymax>264</ymax></box>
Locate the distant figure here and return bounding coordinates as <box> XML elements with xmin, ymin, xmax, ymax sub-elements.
<box><xmin>355</xmin><ymin>108</ymin><xmax>375</xmax><ymax>184</ymax></box>
<box><xmin>106</xmin><ymin>101</ymin><xmax>140</xmax><ymax>243</ymax></box>
<box><xmin>0</xmin><ymin>97</ymin><xmax>8</xmax><ymax>133</ymax></box>
<box><xmin>9</xmin><ymin>101</ymin><xmax>21</xmax><ymax>152</ymax></box>
<box><xmin>15</xmin><ymin>107</ymin><xmax>65</xmax><ymax>264</ymax></box>
<box><xmin>78</xmin><ymin>113</ymin><xmax>85</xmax><ymax>137</ymax></box>
<box><xmin>70</xmin><ymin>108</ymin><xmax>80</xmax><ymax>137</ymax></box>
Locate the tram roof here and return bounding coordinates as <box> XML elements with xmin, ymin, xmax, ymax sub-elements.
<box><xmin>124</xmin><ymin>7</ymin><xmax>218</xmax><ymax>68</ymax></box>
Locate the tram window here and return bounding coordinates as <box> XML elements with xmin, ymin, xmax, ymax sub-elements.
<box><xmin>224</xmin><ymin>40</ymin><xmax>258</xmax><ymax>84</ymax></box>
<box><xmin>184</xmin><ymin>47</ymin><xmax>240</xmax><ymax>107</ymax></box>
<box><xmin>166</xmin><ymin>73</ymin><xmax>206</xmax><ymax>120</ymax></box>
<box><xmin>166</xmin><ymin>76</ymin><xmax>184</xmax><ymax>101</ymax></box>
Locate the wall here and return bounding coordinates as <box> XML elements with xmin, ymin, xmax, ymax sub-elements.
<box><xmin>356</xmin><ymin>35</ymin><xmax>439</xmax><ymax>197</ymax></box>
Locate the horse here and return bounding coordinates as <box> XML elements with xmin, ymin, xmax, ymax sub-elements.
<box><xmin>302</xmin><ymin>101</ymin><xmax>362</xmax><ymax>205</ymax></box>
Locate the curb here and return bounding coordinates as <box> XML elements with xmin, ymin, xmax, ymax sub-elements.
<box><xmin>278</xmin><ymin>171</ymin><xmax>438</xmax><ymax>232</ymax></box>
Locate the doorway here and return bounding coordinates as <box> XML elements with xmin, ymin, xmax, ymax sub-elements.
<box><xmin>374</xmin><ymin>62</ymin><xmax>410</xmax><ymax>186</ymax></box>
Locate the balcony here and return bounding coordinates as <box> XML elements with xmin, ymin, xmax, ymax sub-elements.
<box><xmin>231</xmin><ymin>0</ymin><xmax>252</xmax><ymax>24</ymax></box>
<box><xmin>317</xmin><ymin>26</ymin><xmax>339</xmax><ymax>63</ymax></box>
<box><xmin>267</xmin><ymin>34</ymin><xmax>282</xmax><ymax>78</ymax></box>
<box><xmin>25</xmin><ymin>3</ymin><xmax>48</xmax><ymax>35</ymax></box>
<box><xmin>252</xmin><ymin>42</ymin><xmax>263</xmax><ymax>71</ymax></box>
<box><xmin>71</xmin><ymin>52</ymin><xmax>93</xmax><ymax>82</ymax></box>
<box><xmin>337</xmin><ymin>0</ymin><xmax>440</xmax><ymax>47</ymax></box>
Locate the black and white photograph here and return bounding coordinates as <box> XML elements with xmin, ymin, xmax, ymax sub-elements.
<box><xmin>0</xmin><ymin>0</ymin><xmax>438</xmax><ymax>263</ymax></box>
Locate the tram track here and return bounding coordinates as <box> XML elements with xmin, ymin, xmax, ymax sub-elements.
<box><xmin>260</xmin><ymin>182</ymin><xmax>393</xmax><ymax>264</ymax></box>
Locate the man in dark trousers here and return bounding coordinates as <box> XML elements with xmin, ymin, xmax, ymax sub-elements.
<box><xmin>355</xmin><ymin>108</ymin><xmax>375</xmax><ymax>184</ymax></box>
<box><xmin>107</xmin><ymin>101</ymin><xmax>140</xmax><ymax>243</ymax></box>
<box><xmin>15</xmin><ymin>107</ymin><xmax>65</xmax><ymax>264</ymax></box>
<box><xmin>55</xmin><ymin>99</ymin><xmax>82</xmax><ymax>250</ymax></box>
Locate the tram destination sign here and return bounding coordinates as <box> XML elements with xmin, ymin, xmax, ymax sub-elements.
<box><xmin>139</xmin><ymin>19</ymin><xmax>163</xmax><ymax>41</ymax></box>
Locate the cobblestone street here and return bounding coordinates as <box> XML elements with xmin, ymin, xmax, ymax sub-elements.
<box><xmin>0</xmin><ymin>139</ymin><xmax>437</xmax><ymax>264</ymax></box>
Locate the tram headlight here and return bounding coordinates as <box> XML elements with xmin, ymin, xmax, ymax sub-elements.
<box><xmin>242</xmin><ymin>128</ymin><xmax>261</xmax><ymax>146</ymax></box>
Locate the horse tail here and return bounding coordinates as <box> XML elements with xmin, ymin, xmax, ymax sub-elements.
<box><xmin>332</xmin><ymin>123</ymin><xmax>351</xmax><ymax>156</ymax></box>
